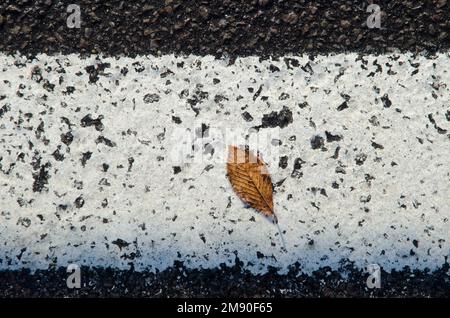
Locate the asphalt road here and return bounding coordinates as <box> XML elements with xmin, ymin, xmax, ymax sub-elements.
<box><xmin>0</xmin><ymin>1</ymin><xmax>449</xmax><ymax>297</ymax></box>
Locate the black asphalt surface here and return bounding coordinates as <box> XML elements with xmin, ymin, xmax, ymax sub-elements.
<box><xmin>1</xmin><ymin>262</ymin><xmax>449</xmax><ymax>297</ymax></box>
<box><xmin>0</xmin><ymin>0</ymin><xmax>449</xmax><ymax>58</ymax></box>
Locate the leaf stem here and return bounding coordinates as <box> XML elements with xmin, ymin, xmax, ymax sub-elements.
<box><xmin>274</xmin><ymin>216</ymin><xmax>287</xmax><ymax>252</ymax></box>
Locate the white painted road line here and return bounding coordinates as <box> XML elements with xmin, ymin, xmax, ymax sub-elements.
<box><xmin>0</xmin><ymin>53</ymin><xmax>449</xmax><ymax>274</ymax></box>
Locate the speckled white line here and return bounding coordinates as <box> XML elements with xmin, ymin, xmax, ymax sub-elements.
<box><xmin>0</xmin><ymin>52</ymin><xmax>449</xmax><ymax>274</ymax></box>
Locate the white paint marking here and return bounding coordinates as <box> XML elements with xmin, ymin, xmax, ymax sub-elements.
<box><xmin>0</xmin><ymin>53</ymin><xmax>449</xmax><ymax>274</ymax></box>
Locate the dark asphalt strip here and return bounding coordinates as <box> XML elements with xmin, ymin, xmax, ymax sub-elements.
<box><xmin>0</xmin><ymin>262</ymin><xmax>449</xmax><ymax>297</ymax></box>
<box><xmin>0</xmin><ymin>0</ymin><xmax>449</xmax><ymax>58</ymax></box>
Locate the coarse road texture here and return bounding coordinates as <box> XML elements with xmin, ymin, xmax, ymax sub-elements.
<box><xmin>0</xmin><ymin>0</ymin><xmax>449</xmax><ymax>57</ymax></box>
<box><xmin>0</xmin><ymin>1</ymin><xmax>449</xmax><ymax>297</ymax></box>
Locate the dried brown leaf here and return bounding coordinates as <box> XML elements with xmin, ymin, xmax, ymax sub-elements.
<box><xmin>226</xmin><ymin>145</ymin><xmax>275</xmax><ymax>220</ymax></box>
